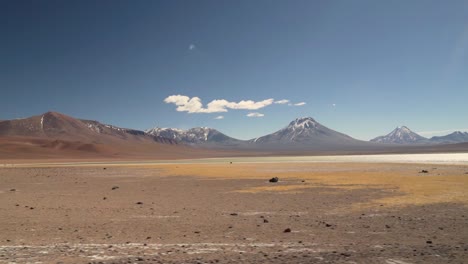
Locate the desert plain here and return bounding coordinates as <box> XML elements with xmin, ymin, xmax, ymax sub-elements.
<box><xmin>1</xmin><ymin>155</ymin><xmax>467</xmax><ymax>264</ymax></box>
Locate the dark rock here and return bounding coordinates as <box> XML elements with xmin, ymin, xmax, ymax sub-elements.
<box><xmin>263</xmin><ymin>219</ymin><xmax>269</xmax><ymax>223</ymax></box>
<box><xmin>10</xmin><ymin>189</ymin><xmax>16</xmax><ymax>192</ymax></box>
<box><xmin>269</xmin><ymin>177</ymin><xmax>279</xmax><ymax>183</ymax></box>
<box><xmin>103</xmin><ymin>168</ymin><xmax>107</xmax><ymax>170</ymax></box>
<box><xmin>111</xmin><ymin>186</ymin><xmax>119</xmax><ymax>190</ymax></box>
<box><xmin>136</xmin><ymin>202</ymin><xmax>143</xmax><ymax>205</ymax></box>
<box><xmin>420</xmin><ymin>170</ymin><xmax>429</xmax><ymax>173</ymax></box>
<box><xmin>230</xmin><ymin>213</ymin><xmax>238</xmax><ymax>216</ymax></box>
<box><xmin>426</xmin><ymin>240</ymin><xmax>433</xmax><ymax>244</ymax></box>
<box><xmin>283</xmin><ymin>228</ymin><xmax>291</xmax><ymax>233</ymax></box>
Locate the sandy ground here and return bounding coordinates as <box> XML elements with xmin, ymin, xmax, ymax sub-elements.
<box><xmin>0</xmin><ymin>161</ymin><xmax>467</xmax><ymax>263</ymax></box>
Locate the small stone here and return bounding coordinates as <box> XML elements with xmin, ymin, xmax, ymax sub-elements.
<box><xmin>269</xmin><ymin>177</ymin><xmax>279</xmax><ymax>183</ymax></box>
<box><xmin>111</xmin><ymin>186</ymin><xmax>119</xmax><ymax>190</ymax></box>
<box><xmin>426</xmin><ymin>240</ymin><xmax>433</xmax><ymax>244</ymax></box>
<box><xmin>10</xmin><ymin>189</ymin><xmax>16</xmax><ymax>192</ymax></box>
<box><xmin>283</xmin><ymin>228</ymin><xmax>291</xmax><ymax>233</ymax></box>
<box><xmin>263</xmin><ymin>219</ymin><xmax>269</xmax><ymax>223</ymax></box>
<box><xmin>230</xmin><ymin>213</ymin><xmax>238</xmax><ymax>216</ymax></box>
<box><xmin>136</xmin><ymin>202</ymin><xmax>143</xmax><ymax>205</ymax></box>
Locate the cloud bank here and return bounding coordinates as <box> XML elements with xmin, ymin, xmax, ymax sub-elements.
<box><xmin>164</xmin><ymin>95</ymin><xmax>274</xmax><ymax>113</ymax></box>
<box><xmin>246</xmin><ymin>112</ymin><xmax>265</xmax><ymax>117</ymax></box>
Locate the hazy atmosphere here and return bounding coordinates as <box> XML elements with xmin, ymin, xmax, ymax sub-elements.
<box><xmin>2</xmin><ymin>0</ymin><xmax>467</xmax><ymax>140</ymax></box>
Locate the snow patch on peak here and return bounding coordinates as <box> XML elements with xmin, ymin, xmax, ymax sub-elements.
<box><xmin>288</xmin><ymin>117</ymin><xmax>318</xmax><ymax>130</ymax></box>
<box><xmin>40</xmin><ymin>115</ymin><xmax>44</xmax><ymax>130</ymax></box>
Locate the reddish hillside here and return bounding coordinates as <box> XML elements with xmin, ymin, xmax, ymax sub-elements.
<box><xmin>0</xmin><ymin>112</ymin><xmax>207</xmax><ymax>159</ymax></box>
<box><xmin>0</xmin><ymin>111</ymin><xmax>176</xmax><ymax>144</ymax></box>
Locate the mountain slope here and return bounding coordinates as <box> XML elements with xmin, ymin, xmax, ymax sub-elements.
<box><xmin>370</xmin><ymin>126</ymin><xmax>427</xmax><ymax>144</ymax></box>
<box><xmin>430</xmin><ymin>131</ymin><xmax>468</xmax><ymax>144</ymax></box>
<box><xmin>146</xmin><ymin>127</ymin><xmax>245</xmax><ymax>146</ymax></box>
<box><xmin>0</xmin><ymin>111</ymin><xmax>176</xmax><ymax>145</ymax></box>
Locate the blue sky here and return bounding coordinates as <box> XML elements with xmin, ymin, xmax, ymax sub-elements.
<box><xmin>1</xmin><ymin>0</ymin><xmax>467</xmax><ymax>140</ymax></box>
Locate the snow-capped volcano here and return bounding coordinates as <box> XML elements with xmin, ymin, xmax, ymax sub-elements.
<box><xmin>370</xmin><ymin>126</ymin><xmax>427</xmax><ymax>144</ymax></box>
<box><xmin>251</xmin><ymin>117</ymin><xmax>362</xmax><ymax>147</ymax></box>
<box><xmin>145</xmin><ymin>127</ymin><xmax>243</xmax><ymax>145</ymax></box>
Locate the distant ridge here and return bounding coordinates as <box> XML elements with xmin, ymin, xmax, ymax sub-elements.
<box><xmin>145</xmin><ymin>127</ymin><xmax>245</xmax><ymax>146</ymax></box>
<box><xmin>430</xmin><ymin>131</ymin><xmax>468</xmax><ymax>144</ymax></box>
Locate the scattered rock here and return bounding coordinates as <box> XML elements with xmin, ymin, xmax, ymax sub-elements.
<box><xmin>420</xmin><ymin>170</ymin><xmax>429</xmax><ymax>173</ymax></box>
<box><xmin>269</xmin><ymin>177</ymin><xmax>279</xmax><ymax>183</ymax></box>
<box><xmin>230</xmin><ymin>213</ymin><xmax>238</xmax><ymax>216</ymax></box>
<box><xmin>136</xmin><ymin>202</ymin><xmax>143</xmax><ymax>205</ymax></box>
<box><xmin>10</xmin><ymin>189</ymin><xmax>16</xmax><ymax>192</ymax></box>
<box><xmin>283</xmin><ymin>228</ymin><xmax>291</xmax><ymax>233</ymax></box>
<box><xmin>103</xmin><ymin>168</ymin><xmax>107</xmax><ymax>170</ymax></box>
<box><xmin>103</xmin><ymin>197</ymin><xmax>107</xmax><ymax>200</ymax></box>
<box><xmin>111</xmin><ymin>186</ymin><xmax>119</xmax><ymax>190</ymax></box>
<box><xmin>426</xmin><ymin>240</ymin><xmax>433</xmax><ymax>244</ymax></box>
<box><xmin>263</xmin><ymin>219</ymin><xmax>269</xmax><ymax>223</ymax></box>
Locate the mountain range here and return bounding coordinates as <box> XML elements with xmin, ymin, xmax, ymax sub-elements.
<box><xmin>0</xmin><ymin>111</ymin><xmax>467</xmax><ymax>158</ymax></box>
<box><xmin>370</xmin><ymin>126</ymin><xmax>468</xmax><ymax>145</ymax></box>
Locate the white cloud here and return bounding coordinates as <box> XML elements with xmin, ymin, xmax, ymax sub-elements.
<box><xmin>189</xmin><ymin>44</ymin><xmax>196</xmax><ymax>50</ymax></box>
<box><xmin>274</xmin><ymin>99</ymin><xmax>289</xmax><ymax>104</ymax></box>
<box><xmin>164</xmin><ymin>95</ymin><xmax>274</xmax><ymax>113</ymax></box>
<box><xmin>214</xmin><ymin>115</ymin><xmax>224</xmax><ymax>120</ymax></box>
<box><xmin>246</xmin><ymin>112</ymin><xmax>265</xmax><ymax>117</ymax></box>
<box><xmin>294</xmin><ymin>102</ymin><xmax>306</xmax><ymax>106</ymax></box>
<box><xmin>332</xmin><ymin>103</ymin><xmax>336</xmax><ymax>107</ymax></box>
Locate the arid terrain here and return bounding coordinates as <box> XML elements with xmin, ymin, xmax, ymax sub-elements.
<box><xmin>1</xmin><ymin>158</ymin><xmax>467</xmax><ymax>264</ymax></box>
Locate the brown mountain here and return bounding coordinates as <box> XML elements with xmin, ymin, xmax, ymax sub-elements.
<box><xmin>0</xmin><ymin>112</ymin><xmax>221</xmax><ymax>160</ymax></box>
<box><xmin>0</xmin><ymin>111</ymin><xmax>175</xmax><ymax>144</ymax></box>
